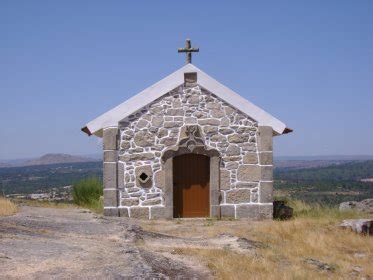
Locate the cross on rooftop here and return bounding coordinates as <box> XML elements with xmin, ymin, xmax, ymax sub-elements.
<box><xmin>178</xmin><ymin>39</ymin><xmax>199</xmax><ymax>64</ymax></box>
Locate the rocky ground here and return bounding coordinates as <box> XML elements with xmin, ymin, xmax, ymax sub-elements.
<box><xmin>1</xmin><ymin>206</ymin><xmax>372</xmax><ymax>279</ymax></box>
<box><xmin>0</xmin><ymin>206</ymin><xmax>253</xmax><ymax>279</ymax></box>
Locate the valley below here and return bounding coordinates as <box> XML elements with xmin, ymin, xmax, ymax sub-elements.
<box><xmin>1</xmin><ymin>156</ymin><xmax>372</xmax><ymax>206</ymax></box>
<box><xmin>0</xmin><ymin>156</ymin><xmax>372</xmax><ymax>279</ymax></box>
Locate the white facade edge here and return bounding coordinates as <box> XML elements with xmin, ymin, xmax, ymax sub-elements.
<box><xmin>84</xmin><ymin>64</ymin><xmax>289</xmax><ymax>136</ymax></box>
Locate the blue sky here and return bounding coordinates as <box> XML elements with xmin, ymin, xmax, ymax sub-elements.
<box><xmin>1</xmin><ymin>1</ymin><xmax>372</xmax><ymax>159</ymax></box>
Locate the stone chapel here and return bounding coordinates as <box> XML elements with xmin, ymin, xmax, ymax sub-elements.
<box><xmin>82</xmin><ymin>40</ymin><xmax>292</xmax><ymax>219</ymax></box>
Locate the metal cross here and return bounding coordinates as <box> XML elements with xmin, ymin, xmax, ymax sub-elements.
<box><xmin>178</xmin><ymin>39</ymin><xmax>199</xmax><ymax>64</ymax></box>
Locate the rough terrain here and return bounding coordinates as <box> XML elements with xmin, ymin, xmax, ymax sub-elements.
<box><xmin>0</xmin><ymin>206</ymin><xmax>213</xmax><ymax>279</ymax></box>
<box><xmin>0</xmin><ymin>206</ymin><xmax>215</xmax><ymax>279</ymax></box>
<box><xmin>1</xmin><ymin>206</ymin><xmax>372</xmax><ymax>279</ymax></box>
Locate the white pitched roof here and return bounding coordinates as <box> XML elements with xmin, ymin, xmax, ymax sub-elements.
<box><xmin>82</xmin><ymin>64</ymin><xmax>291</xmax><ymax>137</ymax></box>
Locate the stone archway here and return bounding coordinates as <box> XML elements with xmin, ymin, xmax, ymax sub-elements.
<box><xmin>161</xmin><ymin>125</ymin><xmax>221</xmax><ymax>219</ymax></box>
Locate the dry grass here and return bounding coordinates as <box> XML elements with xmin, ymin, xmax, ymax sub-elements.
<box><xmin>0</xmin><ymin>197</ymin><xmax>18</xmax><ymax>216</ymax></box>
<box><xmin>172</xmin><ymin>247</ymin><xmax>325</xmax><ymax>280</ymax></box>
<box><xmin>139</xmin><ymin>202</ymin><xmax>373</xmax><ymax>279</ymax></box>
<box><xmin>169</xmin><ymin>219</ymin><xmax>373</xmax><ymax>279</ymax></box>
<box><xmin>13</xmin><ymin>199</ymin><xmax>75</xmax><ymax>209</ymax></box>
<box><xmin>12</xmin><ymin>199</ymin><xmax>104</xmax><ymax>214</ymax></box>
<box><xmin>253</xmin><ymin>219</ymin><xmax>371</xmax><ymax>279</ymax></box>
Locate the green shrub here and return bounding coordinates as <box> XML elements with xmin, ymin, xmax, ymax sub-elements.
<box><xmin>72</xmin><ymin>177</ymin><xmax>103</xmax><ymax>212</ymax></box>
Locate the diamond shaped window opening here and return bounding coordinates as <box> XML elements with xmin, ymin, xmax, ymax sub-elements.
<box><xmin>139</xmin><ymin>172</ymin><xmax>150</xmax><ymax>183</ymax></box>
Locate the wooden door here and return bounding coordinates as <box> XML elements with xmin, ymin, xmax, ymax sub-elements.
<box><xmin>173</xmin><ymin>154</ymin><xmax>210</xmax><ymax>218</ymax></box>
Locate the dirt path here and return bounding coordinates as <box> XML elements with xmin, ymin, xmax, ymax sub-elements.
<box><xmin>0</xmin><ymin>206</ymin><xmax>211</xmax><ymax>279</ymax></box>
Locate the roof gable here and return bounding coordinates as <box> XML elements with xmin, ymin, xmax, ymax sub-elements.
<box><xmin>83</xmin><ymin>64</ymin><xmax>291</xmax><ymax>136</ymax></box>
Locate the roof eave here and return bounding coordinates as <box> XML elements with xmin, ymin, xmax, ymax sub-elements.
<box><xmin>283</xmin><ymin>127</ymin><xmax>293</xmax><ymax>134</ymax></box>
<box><xmin>81</xmin><ymin>126</ymin><xmax>92</xmax><ymax>136</ymax></box>
<box><xmin>82</xmin><ymin>63</ymin><xmax>291</xmax><ymax>137</ymax></box>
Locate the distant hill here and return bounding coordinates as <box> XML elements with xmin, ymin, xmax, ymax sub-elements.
<box><xmin>0</xmin><ymin>162</ymin><xmax>12</xmax><ymax>168</ymax></box>
<box><xmin>23</xmin><ymin>153</ymin><xmax>99</xmax><ymax>166</ymax></box>
<box><xmin>275</xmin><ymin>160</ymin><xmax>373</xmax><ymax>181</ymax></box>
<box><xmin>274</xmin><ymin>160</ymin><xmax>373</xmax><ymax>205</ymax></box>
<box><xmin>1</xmin><ymin>154</ymin><xmax>372</xmax><ymax>168</ymax></box>
<box><xmin>274</xmin><ymin>155</ymin><xmax>373</xmax><ymax>169</ymax></box>
<box><xmin>274</xmin><ymin>160</ymin><xmax>353</xmax><ymax>169</ymax></box>
<box><xmin>0</xmin><ymin>161</ymin><xmax>103</xmax><ymax>195</ymax></box>
<box><xmin>275</xmin><ymin>155</ymin><xmax>373</xmax><ymax>161</ymax></box>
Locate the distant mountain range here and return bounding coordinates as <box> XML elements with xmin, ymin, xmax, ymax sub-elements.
<box><xmin>275</xmin><ymin>155</ymin><xmax>373</xmax><ymax>169</ymax></box>
<box><xmin>0</xmin><ymin>154</ymin><xmax>372</xmax><ymax>168</ymax></box>
<box><xmin>0</xmin><ymin>162</ymin><xmax>12</xmax><ymax>168</ymax></box>
<box><xmin>275</xmin><ymin>160</ymin><xmax>351</xmax><ymax>169</ymax></box>
<box><xmin>1</xmin><ymin>153</ymin><xmax>100</xmax><ymax>167</ymax></box>
<box><xmin>276</xmin><ymin>155</ymin><xmax>373</xmax><ymax>161</ymax></box>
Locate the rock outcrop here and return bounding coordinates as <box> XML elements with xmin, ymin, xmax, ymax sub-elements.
<box><xmin>340</xmin><ymin>219</ymin><xmax>373</xmax><ymax>235</ymax></box>
<box><xmin>339</xmin><ymin>199</ymin><xmax>373</xmax><ymax>214</ymax></box>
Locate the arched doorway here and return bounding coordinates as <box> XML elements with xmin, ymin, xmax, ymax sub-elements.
<box><xmin>173</xmin><ymin>153</ymin><xmax>210</xmax><ymax>218</ymax></box>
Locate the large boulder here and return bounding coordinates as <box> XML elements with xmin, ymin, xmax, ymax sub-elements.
<box><xmin>356</xmin><ymin>199</ymin><xmax>373</xmax><ymax>213</ymax></box>
<box><xmin>340</xmin><ymin>219</ymin><xmax>373</xmax><ymax>235</ymax></box>
<box><xmin>339</xmin><ymin>199</ymin><xmax>373</xmax><ymax>214</ymax></box>
<box><xmin>339</xmin><ymin>201</ymin><xmax>358</xmax><ymax>211</ymax></box>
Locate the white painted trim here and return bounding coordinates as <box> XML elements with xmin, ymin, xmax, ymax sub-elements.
<box><xmin>221</xmin><ymin>202</ymin><xmax>273</xmax><ymax>206</ymax></box>
<box><xmin>84</xmin><ymin>64</ymin><xmax>288</xmax><ymax>136</ymax></box>
<box><xmin>235</xmin><ymin>181</ymin><xmax>260</xmax><ymax>184</ymax></box>
<box><xmin>103</xmin><ymin>126</ymin><xmax>119</xmax><ymax>130</ymax></box>
<box><xmin>242</xmin><ymin>164</ymin><xmax>260</xmax><ymax>166</ymax></box>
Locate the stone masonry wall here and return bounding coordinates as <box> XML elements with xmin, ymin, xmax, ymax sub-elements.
<box><xmin>116</xmin><ymin>85</ymin><xmax>273</xmax><ymax>219</ymax></box>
